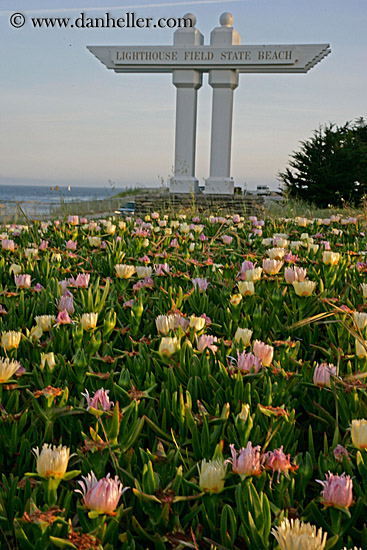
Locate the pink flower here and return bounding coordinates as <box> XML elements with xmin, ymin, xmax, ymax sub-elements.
<box><xmin>55</xmin><ymin>310</ymin><xmax>72</xmax><ymax>325</ymax></box>
<box><xmin>68</xmin><ymin>215</ymin><xmax>79</xmax><ymax>225</ymax></box>
<box><xmin>133</xmin><ymin>277</ymin><xmax>154</xmax><ymax>291</ymax></box>
<box><xmin>237</xmin><ymin>351</ymin><xmax>262</xmax><ymax>373</ymax></box>
<box><xmin>14</xmin><ymin>274</ymin><xmax>32</xmax><ymax>289</ymax></box>
<box><xmin>59</xmin><ymin>279</ymin><xmax>70</xmax><ymax>294</ymax></box>
<box><xmin>249</xmin><ymin>216</ymin><xmax>257</xmax><ymax>223</ymax></box>
<box><xmin>140</xmin><ymin>255</ymin><xmax>150</xmax><ymax>263</ymax></box>
<box><xmin>253</xmin><ymin>229</ymin><xmax>263</xmax><ymax>236</ymax></box>
<box><xmin>253</xmin><ymin>340</ymin><xmax>274</xmax><ymax>366</ymax></box>
<box><xmin>333</xmin><ymin>444</ymin><xmax>349</xmax><ymax>463</ymax></box>
<box><xmin>80</xmin><ymin>217</ymin><xmax>88</xmax><ymax>224</ymax></box>
<box><xmin>321</xmin><ymin>240</ymin><xmax>331</xmax><ymax>250</ymax></box>
<box><xmin>82</xmin><ymin>388</ymin><xmax>114</xmax><ymax>412</ymax></box>
<box><xmin>32</xmin><ymin>283</ymin><xmax>44</xmax><ymax>292</ymax></box>
<box><xmin>284</xmin><ymin>266</ymin><xmax>307</xmax><ymax>283</ymax></box>
<box><xmin>284</xmin><ymin>252</ymin><xmax>299</xmax><ymax>263</ymax></box>
<box><xmin>39</xmin><ymin>240</ymin><xmax>48</xmax><ymax>251</ymax></box>
<box><xmin>192</xmin><ymin>278</ymin><xmax>208</xmax><ymax>293</ymax></box>
<box><xmin>200</xmin><ymin>313</ymin><xmax>212</xmax><ymax>327</ymax></box>
<box><xmin>66</xmin><ymin>240</ymin><xmax>77</xmax><ymax>251</ymax></box>
<box><xmin>262</xmin><ymin>259</ymin><xmax>283</xmax><ymax>275</ymax></box>
<box><xmin>173</xmin><ymin>313</ymin><xmax>190</xmax><ymax>331</ymax></box>
<box><xmin>317</xmin><ymin>472</ymin><xmax>353</xmax><ymax>508</ymax></box>
<box><xmin>1</xmin><ymin>239</ymin><xmax>16</xmax><ymax>251</ymax></box>
<box><xmin>197</xmin><ymin>335</ymin><xmax>218</xmax><ymax>353</ymax></box>
<box><xmin>155</xmin><ymin>263</ymin><xmax>170</xmax><ymax>276</ymax></box>
<box><xmin>222</xmin><ymin>235</ymin><xmax>233</xmax><ymax>245</ymax></box>
<box><xmin>58</xmin><ymin>291</ymin><xmax>75</xmax><ymax>314</ymax></box>
<box><xmin>76</xmin><ymin>471</ymin><xmax>124</xmax><ymax>514</ymax></box>
<box><xmin>313</xmin><ymin>363</ymin><xmax>336</xmax><ymax>387</ymax></box>
<box><xmin>116</xmin><ymin>236</ymin><xmax>122</xmax><ymax>243</ymax></box>
<box><xmin>233</xmin><ymin>215</ymin><xmax>241</xmax><ymax>223</ymax></box>
<box><xmin>199</xmin><ymin>233</ymin><xmax>206</xmax><ymax>241</ymax></box>
<box><xmin>227</xmin><ymin>443</ymin><xmax>262</xmax><ymax>477</ymax></box>
<box><xmin>123</xmin><ymin>299</ymin><xmax>134</xmax><ymax>308</ymax></box>
<box><xmin>192</xmin><ymin>216</ymin><xmax>201</xmax><ymax>223</ymax></box>
<box><xmin>170</xmin><ymin>238</ymin><xmax>179</xmax><ymax>248</ymax></box>
<box><xmin>238</xmin><ymin>260</ymin><xmax>256</xmax><ymax>280</ymax></box>
<box><xmin>70</xmin><ymin>273</ymin><xmax>90</xmax><ymax>288</ymax></box>
<box><xmin>133</xmin><ymin>228</ymin><xmax>150</xmax><ymax>238</ymax></box>
<box><xmin>262</xmin><ymin>446</ymin><xmax>296</xmax><ymax>483</ymax></box>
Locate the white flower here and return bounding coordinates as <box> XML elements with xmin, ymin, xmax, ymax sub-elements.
<box><xmin>0</xmin><ymin>357</ymin><xmax>21</xmax><ymax>383</ymax></box>
<box><xmin>198</xmin><ymin>459</ymin><xmax>226</xmax><ymax>493</ymax></box>
<box><xmin>272</xmin><ymin>518</ymin><xmax>327</xmax><ymax>550</ymax></box>
<box><xmin>234</xmin><ymin>328</ymin><xmax>252</xmax><ymax>346</ymax></box>
<box><xmin>81</xmin><ymin>313</ymin><xmax>98</xmax><ymax>331</ymax></box>
<box><xmin>155</xmin><ymin>314</ymin><xmax>176</xmax><ymax>335</ymax></box>
<box><xmin>115</xmin><ymin>264</ymin><xmax>136</xmax><ymax>278</ymax></box>
<box><xmin>33</xmin><ymin>444</ymin><xmax>70</xmax><ymax>478</ymax></box>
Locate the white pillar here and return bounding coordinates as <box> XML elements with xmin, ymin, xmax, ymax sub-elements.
<box><xmin>205</xmin><ymin>13</ymin><xmax>240</xmax><ymax>195</ymax></box>
<box><xmin>170</xmin><ymin>14</ymin><xmax>203</xmax><ymax>194</ymax></box>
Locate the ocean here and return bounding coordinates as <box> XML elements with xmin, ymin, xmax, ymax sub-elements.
<box><xmin>0</xmin><ymin>184</ymin><xmax>127</xmax><ymax>219</ymax></box>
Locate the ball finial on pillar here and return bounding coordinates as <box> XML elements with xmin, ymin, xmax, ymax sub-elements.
<box><xmin>219</xmin><ymin>12</ymin><xmax>233</xmax><ymax>27</ymax></box>
<box><xmin>183</xmin><ymin>13</ymin><xmax>197</xmax><ymax>27</ymax></box>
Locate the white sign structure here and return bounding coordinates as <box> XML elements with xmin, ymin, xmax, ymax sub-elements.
<box><xmin>88</xmin><ymin>13</ymin><xmax>330</xmax><ymax>194</ymax></box>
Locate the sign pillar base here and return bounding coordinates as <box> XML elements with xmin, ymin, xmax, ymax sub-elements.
<box><xmin>170</xmin><ymin>176</ymin><xmax>199</xmax><ymax>194</ymax></box>
<box><xmin>204</xmin><ymin>177</ymin><xmax>234</xmax><ymax>195</ymax></box>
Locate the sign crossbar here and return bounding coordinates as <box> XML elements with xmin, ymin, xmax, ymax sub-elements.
<box><xmin>88</xmin><ymin>12</ymin><xmax>331</xmax><ymax>195</ymax></box>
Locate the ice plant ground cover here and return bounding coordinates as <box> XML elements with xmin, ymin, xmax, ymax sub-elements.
<box><xmin>1</xmin><ymin>213</ymin><xmax>367</xmax><ymax>549</ymax></box>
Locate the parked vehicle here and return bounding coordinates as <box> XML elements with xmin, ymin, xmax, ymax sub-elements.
<box><xmin>114</xmin><ymin>201</ymin><xmax>135</xmax><ymax>216</ymax></box>
<box><xmin>256</xmin><ymin>185</ymin><xmax>271</xmax><ymax>196</ymax></box>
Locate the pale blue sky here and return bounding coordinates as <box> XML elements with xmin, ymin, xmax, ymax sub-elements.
<box><xmin>1</xmin><ymin>0</ymin><xmax>366</xmax><ymax>190</ymax></box>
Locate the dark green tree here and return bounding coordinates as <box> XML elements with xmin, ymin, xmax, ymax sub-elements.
<box><xmin>279</xmin><ymin>118</ymin><xmax>367</xmax><ymax>207</ymax></box>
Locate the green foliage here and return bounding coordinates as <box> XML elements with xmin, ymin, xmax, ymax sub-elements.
<box><xmin>279</xmin><ymin>118</ymin><xmax>367</xmax><ymax>207</ymax></box>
